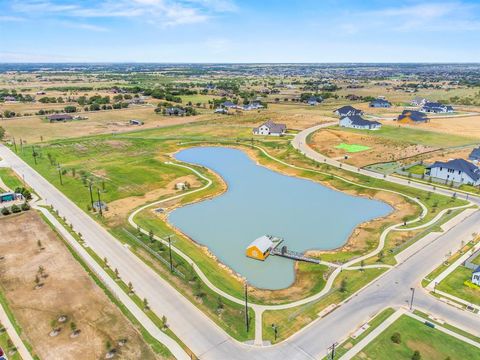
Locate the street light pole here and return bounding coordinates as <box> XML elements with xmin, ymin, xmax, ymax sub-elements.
<box><xmin>97</xmin><ymin>188</ymin><xmax>103</xmax><ymax>217</ymax></box>
<box><xmin>410</xmin><ymin>287</ymin><xmax>416</xmax><ymax>310</ymax></box>
<box><xmin>328</xmin><ymin>343</ymin><xmax>337</xmax><ymax>360</ymax></box>
<box><xmin>88</xmin><ymin>180</ymin><xmax>94</xmax><ymax>210</ymax></box>
<box><xmin>167</xmin><ymin>235</ymin><xmax>173</xmax><ymax>272</ymax></box>
<box><xmin>244</xmin><ymin>281</ymin><xmax>249</xmax><ymax>333</ymax></box>
<box><xmin>57</xmin><ymin>166</ymin><xmax>63</xmax><ymax>185</ymax></box>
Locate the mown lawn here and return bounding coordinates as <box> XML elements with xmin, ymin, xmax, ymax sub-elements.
<box><xmin>354</xmin><ymin>315</ymin><xmax>480</xmax><ymax>360</ymax></box>
<box><xmin>436</xmin><ymin>266</ymin><xmax>480</xmax><ymax>306</ymax></box>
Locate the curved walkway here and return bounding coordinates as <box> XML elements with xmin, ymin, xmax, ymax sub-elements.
<box><xmin>126</xmin><ymin>137</ymin><xmax>474</xmax><ymax>343</ymax></box>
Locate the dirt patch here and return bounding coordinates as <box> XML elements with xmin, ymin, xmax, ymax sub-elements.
<box><xmin>413</xmin><ymin>115</ymin><xmax>480</xmax><ymax>139</ymax></box>
<box><xmin>310</xmin><ymin>129</ymin><xmax>435</xmax><ymax>167</ymax></box>
<box><xmin>0</xmin><ymin>211</ymin><xmax>162</xmax><ymax>360</ymax></box>
<box><xmin>105</xmin><ymin>175</ymin><xmax>201</xmax><ymax>226</ymax></box>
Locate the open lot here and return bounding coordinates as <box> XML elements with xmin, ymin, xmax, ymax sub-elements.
<box><xmin>354</xmin><ymin>314</ymin><xmax>480</xmax><ymax>360</ymax></box>
<box><xmin>0</xmin><ymin>211</ymin><xmax>162</xmax><ymax>359</ymax></box>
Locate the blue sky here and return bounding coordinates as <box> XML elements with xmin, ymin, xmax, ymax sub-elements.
<box><xmin>1</xmin><ymin>0</ymin><xmax>480</xmax><ymax>62</ymax></box>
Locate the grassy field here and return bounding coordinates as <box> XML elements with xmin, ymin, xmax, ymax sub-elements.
<box><xmin>334</xmin><ymin>143</ymin><xmax>371</xmax><ymax>153</ymax></box>
<box><xmin>406</xmin><ymin>164</ymin><xmax>426</xmax><ymax>175</ymax></box>
<box><xmin>436</xmin><ymin>266</ymin><xmax>480</xmax><ymax>306</ymax></box>
<box><xmin>353</xmin><ymin>315</ymin><xmax>480</xmax><ymax>360</ymax></box>
<box><xmin>0</xmin><ymin>168</ymin><xmax>24</xmax><ymax>190</ymax></box>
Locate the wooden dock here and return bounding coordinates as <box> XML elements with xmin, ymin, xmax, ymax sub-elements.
<box><xmin>270</xmin><ymin>245</ymin><xmax>321</xmax><ymax>264</ymax></box>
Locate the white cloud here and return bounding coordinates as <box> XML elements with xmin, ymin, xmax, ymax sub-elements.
<box><xmin>0</xmin><ymin>15</ymin><xmax>25</xmax><ymax>21</ymax></box>
<box><xmin>9</xmin><ymin>0</ymin><xmax>237</xmax><ymax>27</ymax></box>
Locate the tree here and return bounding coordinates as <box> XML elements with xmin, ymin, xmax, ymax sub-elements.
<box><xmin>64</xmin><ymin>105</ymin><xmax>77</xmax><ymax>113</ymax></box>
<box><xmin>161</xmin><ymin>315</ymin><xmax>168</xmax><ymax>329</ymax></box>
<box><xmin>143</xmin><ymin>298</ymin><xmax>149</xmax><ymax>310</ymax></box>
<box><xmin>412</xmin><ymin>350</ymin><xmax>421</xmax><ymax>360</ymax></box>
<box><xmin>0</xmin><ymin>126</ymin><xmax>5</xmax><ymax>140</ymax></box>
<box><xmin>339</xmin><ymin>278</ymin><xmax>347</xmax><ymax>293</ymax></box>
<box><xmin>391</xmin><ymin>332</ymin><xmax>401</xmax><ymax>344</ymax></box>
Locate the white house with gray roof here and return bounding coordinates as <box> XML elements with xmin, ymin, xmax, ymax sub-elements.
<box><xmin>426</xmin><ymin>158</ymin><xmax>480</xmax><ymax>185</ymax></box>
<box><xmin>473</xmin><ymin>266</ymin><xmax>480</xmax><ymax>286</ymax></box>
<box><xmin>253</xmin><ymin>120</ymin><xmax>286</xmax><ymax>136</ymax></box>
<box><xmin>339</xmin><ymin>115</ymin><xmax>381</xmax><ymax>130</ymax></box>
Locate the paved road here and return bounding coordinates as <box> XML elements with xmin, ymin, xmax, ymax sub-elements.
<box><xmin>292</xmin><ymin>123</ymin><xmax>480</xmax><ymax>205</ymax></box>
<box><xmin>2</xmin><ymin>141</ymin><xmax>480</xmax><ymax>359</ymax></box>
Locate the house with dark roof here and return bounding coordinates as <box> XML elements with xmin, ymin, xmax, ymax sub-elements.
<box><xmin>165</xmin><ymin>107</ymin><xmax>186</xmax><ymax>116</ymax></box>
<box><xmin>339</xmin><ymin>115</ymin><xmax>381</xmax><ymax>130</ymax></box>
<box><xmin>396</xmin><ymin>110</ymin><xmax>429</xmax><ymax>124</ymax></box>
<box><xmin>411</xmin><ymin>97</ymin><xmax>429</xmax><ymax>106</ymax></box>
<box><xmin>369</xmin><ymin>98</ymin><xmax>391</xmax><ymax>108</ymax></box>
<box><xmin>243</xmin><ymin>101</ymin><xmax>264</xmax><ymax>111</ymax></box>
<box><xmin>426</xmin><ymin>158</ymin><xmax>480</xmax><ymax>185</ymax></box>
<box><xmin>47</xmin><ymin>114</ymin><xmax>73</xmax><ymax>122</ymax></box>
<box><xmin>222</xmin><ymin>101</ymin><xmax>237</xmax><ymax>109</ymax></box>
<box><xmin>473</xmin><ymin>266</ymin><xmax>480</xmax><ymax>286</ymax></box>
<box><xmin>421</xmin><ymin>102</ymin><xmax>454</xmax><ymax>113</ymax></box>
<box><xmin>334</xmin><ymin>106</ymin><xmax>363</xmax><ymax>117</ymax></box>
<box><xmin>253</xmin><ymin>120</ymin><xmax>286</xmax><ymax>136</ymax></box>
<box><xmin>307</xmin><ymin>96</ymin><xmax>322</xmax><ymax>106</ymax></box>
<box><xmin>468</xmin><ymin>147</ymin><xmax>480</xmax><ymax>162</ymax></box>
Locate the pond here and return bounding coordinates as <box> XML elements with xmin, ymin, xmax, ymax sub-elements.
<box><xmin>169</xmin><ymin>147</ymin><xmax>392</xmax><ymax>289</ymax></box>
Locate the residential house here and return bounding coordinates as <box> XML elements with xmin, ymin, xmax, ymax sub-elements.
<box><xmin>47</xmin><ymin>114</ymin><xmax>73</xmax><ymax>122</ymax></box>
<box><xmin>369</xmin><ymin>98</ymin><xmax>391</xmax><ymax>108</ymax></box>
<box><xmin>165</xmin><ymin>107</ymin><xmax>186</xmax><ymax>116</ymax></box>
<box><xmin>3</xmin><ymin>95</ymin><xmax>16</xmax><ymax>102</ymax></box>
<box><xmin>421</xmin><ymin>102</ymin><xmax>454</xmax><ymax>113</ymax></box>
<box><xmin>426</xmin><ymin>158</ymin><xmax>480</xmax><ymax>185</ymax></box>
<box><xmin>473</xmin><ymin>266</ymin><xmax>480</xmax><ymax>286</ymax></box>
<box><xmin>411</xmin><ymin>96</ymin><xmax>429</xmax><ymax>106</ymax></box>
<box><xmin>468</xmin><ymin>147</ymin><xmax>480</xmax><ymax>162</ymax></box>
<box><xmin>214</xmin><ymin>108</ymin><xmax>228</xmax><ymax>114</ymax></box>
<box><xmin>396</xmin><ymin>110</ymin><xmax>429</xmax><ymax>124</ymax></box>
<box><xmin>246</xmin><ymin>235</ymin><xmax>274</xmax><ymax>261</ymax></box>
<box><xmin>334</xmin><ymin>105</ymin><xmax>363</xmax><ymax>117</ymax></box>
<box><xmin>307</xmin><ymin>96</ymin><xmax>322</xmax><ymax>106</ymax></box>
<box><xmin>339</xmin><ymin>115</ymin><xmax>382</xmax><ymax>130</ymax></box>
<box><xmin>222</xmin><ymin>101</ymin><xmax>237</xmax><ymax>109</ymax></box>
<box><xmin>243</xmin><ymin>101</ymin><xmax>264</xmax><ymax>111</ymax></box>
<box><xmin>253</xmin><ymin>120</ymin><xmax>286</xmax><ymax>136</ymax></box>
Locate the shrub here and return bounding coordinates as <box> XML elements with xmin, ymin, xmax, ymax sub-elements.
<box><xmin>412</xmin><ymin>350</ymin><xmax>421</xmax><ymax>360</ymax></box>
<box><xmin>21</xmin><ymin>202</ymin><xmax>30</xmax><ymax>211</ymax></box>
<box><xmin>1</xmin><ymin>207</ymin><xmax>10</xmax><ymax>216</ymax></box>
<box><xmin>391</xmin><ymin>332</ymin><xmax>401</xmax><ymax>344</ymax></box>
<box><xmin>11</xmin><ymin>204</ymin><xmax>21</xmax><ymax>213</ymax></box>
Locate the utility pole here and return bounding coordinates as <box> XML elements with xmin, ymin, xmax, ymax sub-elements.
<box><xmin>20</xmin><ymin>138</ymin><xmax>23</xmax><ymax>154</ymax></box>
<box><xmin>328</xmin><ymin>343</ymin><xmax>338</xmax><ymax>360</ymax></box>
<box><xmin>97</xmin><ymin>188</ymin><xmax>103</xmax><ymax>217</ymax></box>
<box><xmin>244</xmin><ymin>281</ymin><xmax>249</xmax><ymax>333</ymax></box>
<box><xmin>88</xmin><ymin>180</ymin><xmax>94</xmax><ymax>210</ymax></box>
<box><xmin>57</xmin><ymin>165</ymin><xmax>63</xmax><ymax>185</ymax></box>
<box><xmin>167</xmin><ymin>235</ymin><xmax>173</xmax><ymax>272</ymax></box>
<box><xmin>32</xmin><ymin>145</ymin><xmax>37</xmax><ymax>165</ymax></box>
<box><xmin>410</xmin><ymin>287</ymin><xmax>416</xmax><ymax>310</ymax></box>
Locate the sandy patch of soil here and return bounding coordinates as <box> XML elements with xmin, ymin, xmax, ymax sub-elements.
<box><xmin>105</xmin><ymin>175</ymin><xmax>201</xmax><ymax>225</ymax></box>
<box><xmin>413</xmin><ymin>115</ymin><xmax>480</xmax><ymax>139</ymax></box>
<box><xmin>310</xmin><ymin>129</ymin><xmax>435</xmax><ymax>167</ymax></box>
<box><xmin>0</xmin><ymin>211</ymin><xmax>162</xmax><ymax>360</ymax></box>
